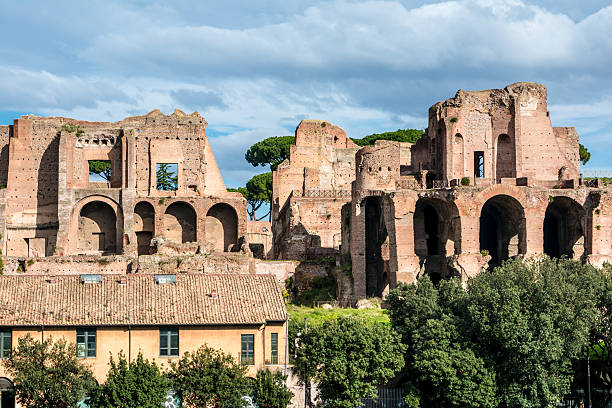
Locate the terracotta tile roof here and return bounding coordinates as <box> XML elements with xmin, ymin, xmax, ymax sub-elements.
<box><xmin>0</xmin><ymin>274</ymin><xmax>287</xmax><ymax>327</ymax></box>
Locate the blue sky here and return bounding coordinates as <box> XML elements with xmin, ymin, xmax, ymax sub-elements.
<box><xmin>1</xmin><ymin>0</ymin><xmax>611</xmax><ymax>186</ymax></box>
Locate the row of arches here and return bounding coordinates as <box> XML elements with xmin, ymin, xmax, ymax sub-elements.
<box><xmin>77</xmin><ymin>199</ymin><xmax>238</xmax><ymax>256</ymax></box>
<box><xmin>364</xmin><ymin>194</ymin><xmax>588</xmax><ymax>296</ymax></box>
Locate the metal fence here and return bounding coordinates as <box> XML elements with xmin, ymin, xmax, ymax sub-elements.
<box><xmin>582</xmin><ymin>170</ymin><xmax>612</xmax><ymax>178</ymax></box>
<box><xmin>361</xmin><ymin>388</ymin><xmax>404</xmax><ymax>408</ymax></box>
<box><xmin>300</xmin><ymin>190</ymin><xmax>352</xmax><ymax>198</ymax></box>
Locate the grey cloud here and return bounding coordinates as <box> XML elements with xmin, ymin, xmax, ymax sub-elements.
<box><xmin>170</xmin><ymin>89</ymin><xmax>228</xmax><ymax>112</ymax></box>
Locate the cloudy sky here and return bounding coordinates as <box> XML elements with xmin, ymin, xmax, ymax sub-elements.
<box><xmin>1</xmin><ymin>0</ymin><xmax>611</xmax><ymax>186</ymax></box>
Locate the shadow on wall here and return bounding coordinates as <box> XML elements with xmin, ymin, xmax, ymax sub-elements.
<box><xmin>34</xmin><ymin>133</ymin><xmax>60</xmax><ymax>256</ymax></box>
<box><xmin>275</xmin><ymin>223</ymin><xmax>337</xmax><ymax>260</ymax></box>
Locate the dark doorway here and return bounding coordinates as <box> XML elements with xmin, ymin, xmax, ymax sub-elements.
<box><xmin>543</xmin><ymin>197</ymin><xmax>585</xmax><ymax>259</ymax></box>
<box><xmin>479</xmin><ymin>195</ymin><xmax>525</xmax><ymax>267</ymax></box>
<box><xmin>134</xmin><ymin>202</ymin><xmax>155</xmax><ymax>255</ymax></box>
<box><xmin>474</xmin><ymin>151</ymin><xmax>485</xmax><ymax>178</ymax></box>
<box><xmin>365</xmin><ymin>197</ymin><xmax>388</xmax><ymax>298</ymax></box>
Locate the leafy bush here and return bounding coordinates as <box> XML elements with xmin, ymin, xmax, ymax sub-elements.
<box><xmin>252</xmin><ymin>368</ymin><xmax>293</xmax><ymax>408</ymax></box>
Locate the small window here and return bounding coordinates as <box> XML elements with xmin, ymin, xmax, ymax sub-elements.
<box><xmin>88</xmin><ymin>160</ymin><xmax>111</xmax><ymax>183</ymax></box>
<box><xmin>76</xmin><ymin>329</ymin><xmax>96</xmax><ymax>358</ymax></box>
<box><xmin>81</xmin><ymin>274</ymin><xmax>102</xmax><ymax>284</ymax></box>
<box><xmin>270</xmin><ymin>333</ymin><xmax>278</xmax><ymax>365</ymax></box>
<box><xmin>160</xmin><ymin>328</ymin><xmax>179</xmax><ymax>357</ymax></box>
<box><xmin>156</xmin><ymin>163</ymin><xmax>178</xmax><ymax>191</ymax></box>
<box><xmin>0</xmin><ymin>330</ymin><xmax>11</xmax><ymax>359</ymax></box>
<box><xmin>474</xmin><ymin>151</ymin><xmax>485</xmax><ymax>178</ymax></box>
<box><xmin>155</xmin><ymin>274</ymin><xmax>176</xmax><ymax>285</ymax></box>
<box><xmin>241</xmin><ymin>334</ymin><xmax>255</xmax><ymax>365</ymax></box>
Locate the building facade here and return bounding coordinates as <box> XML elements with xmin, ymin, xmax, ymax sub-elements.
<box><xmin>0</xmin><ymin>273</ymin><xmax>288</xmax><ymax>407</ymax></box>
<box><xmin>0</xmin><ymin>109</ymin><xmax>247</xmax><ymax>260</ymax></box>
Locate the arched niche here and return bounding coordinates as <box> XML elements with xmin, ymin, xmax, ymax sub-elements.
<box><xmin>206</xmin><ymin>203</ymin><xmax>238</xmax><ymax>252</ymax></box>
<box><xmin>164</xmin><ymin>202</ymin><xmax>197</xmax><ymax>243</ymax></box>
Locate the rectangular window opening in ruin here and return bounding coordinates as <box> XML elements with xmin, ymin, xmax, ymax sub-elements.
<box><xmin>474</xmin><ymin>151</ymin><xmax>485</xmax><ymax>178</ymax></box>
<box><xmin>88</xmin><ymin>160</ymin><xmax>111</xmax><ymax>184</ymax></box>
<box><xmin>156</xmin><ymin>163</ymin><xmax>178</xmax><ymax>191</ymax></box>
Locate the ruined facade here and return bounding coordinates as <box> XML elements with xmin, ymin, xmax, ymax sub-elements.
<box><xmin>346</xmin><ymin>82</ymin><xmax>605</xmax><ymax>298</ymax></box>
<box><xmin>0</xmin><ymin>110</ymin><xmax>247</xmax><ymax>260</ymax></box>
<box><xmin>268</xmin><ymin>82</ymin><xmax>610</xmax><ymax>299</ymax></box>
<box><xmin>272</xmin><ymin>120</ymin><xmax>358</xmax><ymax>259</ymax></box>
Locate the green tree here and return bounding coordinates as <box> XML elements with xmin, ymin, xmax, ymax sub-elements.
<box><xmin>168</xmin><ymin>345</ymin><xmax>248</xmax><ymax>408</ymax></box>
<box><xmin>245</xmin><ymin>136</ymin><xmax>295</xmax><ymax>171</ymax></box>
<box><xmin>2</xmin><ymin>334</ymin><xmax>96</xmax><ymax>408</ymax></box>
<box><xmin>294</xmin><ymin>316</ymin><xmax>405</xmax><ymax>408</ymax></box>
<box><xmin>351</xmin><ymin>129</ymin><xmax>424</xmax><ymax>147</ymax></box>
<box><xmin>387</xmin><ymin>258</ymin><xmax>603</xmax><ymax>408</ymax></box>
<box><xmin>88</xmin><ymin>352</ymin><xmax>168</xmax><ymax>408</ymax></box>
<box><xmin>228</xmin><ymin>172</ymin><xmax>273</xmax><ymax>220</ymax></box>
<box><xmin>579</xmin><ymin>143</ymin><xmax>591</xmax><ymax>165</ymax></box>
<box><xmin>88</xmin><ymin>160</ymin><xmax>111</xmax><ymax>182</ymax></box>
<box><xmin>156</xmin><ymin>163</ymin><xmax>178</xmax><ymax>191</ymax></box>
<box><xmin>252</xmin><ymin>368</ymin><xmax>293</xmax><ymax>408</ymax></box>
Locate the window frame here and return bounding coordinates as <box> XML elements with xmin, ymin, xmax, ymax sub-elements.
<box><xmin>159</xmin><ymin>328</ymin><xmax>179</xmax><ymax>357</ymax></box>
<box><xmin>76</xmin><ymin>328</ymin><xmax>96</xmax><ymax>358</ymax></box>
<box><xmin>0</xmin><ymin>330</ymin><xmax>11</xmax><ymax>359</ymax></box>
<box><xmin>270</xmin><ymin>332</ymin><xmax>278</xmax><ymax>365</ymax></box>
<box><xmin>241</xmin><ymin>334</ymin><xmax>255</xmax><ymax>365</ymax></box>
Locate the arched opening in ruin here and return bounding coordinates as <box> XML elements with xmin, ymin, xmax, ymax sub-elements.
<box><xmin>206</xmin><ymin>203</ymin><xmax>238</xmax><ymax>252</ymax></box>
<box><xmin>78</xmin><ymin>201</ymin><xmax>117</xmax><ymax>254</ymax></box>
<box><xmin>134</xmin><ymin>201</ymin><xmax>155</xmax><ymax>255</ymax></box>
<box><xmin>479</xmin><ymin>195</ymin><xmax>526</xmax><ymax>267</ymax></box>
<box><xmin>414</xmin><ymin>197</ymin><xmax>461</xmax><ymax>282</ymax></box>
<box><xmin>364</xmin><ymin>196</ymin><xmax>389</xmax><ymax>298</ymax></box>
<box><xmin>164</xmin><ymin>202</ymin><xmax>197</xmax><ymax>243</ymax></box>
<box><xmin>543</xmin><ymin>197</ymin><xmax>586</xmax><ymax>259</ymax></box>
<box><xmin>496</xmin><ymin>134</ymin><xmax>514</xmax><ymax>180</ymax></box>
<box><xmin>0</xmin><ymin>377</ymin><xmax>15</xmax><ymax>408</ymax></box>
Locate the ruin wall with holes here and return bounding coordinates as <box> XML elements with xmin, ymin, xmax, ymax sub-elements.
<box><xmin>0</xmin><ymin>110</ymin><xmax>248</xmax><ymax>264</ymax></box>
<box><xmin>347</xmin><ymin>82</ymin><xmax>612</xmax><ymax>299</ymax></box>
<box><xmin>272</xmin><ymin>119</ymin><xmax>359</xmax><ymax>260</ymax></box>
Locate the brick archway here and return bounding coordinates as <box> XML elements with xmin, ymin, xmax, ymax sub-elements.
<box><xmin>479</xmin><ymin>194</ymin><xmax>526</xmax><ymax>267</ymax></box>
<box><xmin>67</xmin><ymin>195</ymin><xmax>124</xmax><ymax>255</ymax></box>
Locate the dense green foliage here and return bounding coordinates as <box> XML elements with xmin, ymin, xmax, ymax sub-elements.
<box><xmin>294</xmin><ymin>316</ymin><xmax>405</xmax><ymax>408</ymax></box>
<box><xmin>168</xmin><ymin>345</ymin><xmax>248</xmax><ymax>408</ymax></box>
<box><xmin>2</xmin><ymin>334</ymin><xmax>96</xmax><ymax>408</ymax></box>
<box><xmin>88</xmin><ymin>160</ymin><xmax>111</xmax><ymax>182</ymax></box>
<box><xmin>387</xmin><ymin>258</ymin><xmax>603</xmax><ymax>408</ymax></box>
<box><xmin>156</xmin><ymin>163</ymin><xmax>178</xmax><ymax>190</ymax></box>
<box><xmin>88</xmin><ymin>352</ymin><xmax>168</xmax><ymax>408</ymax></box>
<box><xmin>228</xmin><ymin>172</ymin><xmax>273</xmax><ymax>220</ymax></box>
<box><xmin>351</xmin><ymin>128</ymin><xmax>424</xmax><ymax>146</ymax></box>
<box><xmin>579</xmin><ymin>143</ymin><xmax>591</xmax><ymax>165</ymax></box>
<box><xmin>245</xmin><ymin>136</ymin><xmax>295</xmax><ymax>171</ymax></box>
<box><xmin>252</xmin><ymin>368</ymin><xmax>293</xmax><ymax>408</ymax></box>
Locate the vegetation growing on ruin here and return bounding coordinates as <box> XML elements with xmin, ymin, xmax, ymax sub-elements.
<box><xmin>351</xmin><ymin>128</ymin><xmax>424</xmax><ymax>146</ymax></box>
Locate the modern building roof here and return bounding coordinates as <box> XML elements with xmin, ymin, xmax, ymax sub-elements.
<box><xmin>0</xmin><ymin>274</ymin><xmax>287</xmax><ymax>327</ymax></box>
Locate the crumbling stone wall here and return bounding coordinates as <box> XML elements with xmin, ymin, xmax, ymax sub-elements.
<box><xmin>272</xmin><ymin>120</ymin><xmax>358</xmax><ymax>260</ymax></box>
<box><xmin>347</xmin><ymin>83</ymin><xmax>606</xmax><ymax>299</ymax></box>
<box><xmin>1</xmin><ymin>111</ymin><xmax>247</xmax><ymax>259</ymax></box>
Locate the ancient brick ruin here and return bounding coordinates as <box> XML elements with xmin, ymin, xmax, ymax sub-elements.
<box><xmin>0</xmin><ymin>82</ymin><xmax>608</xmax><ymax>302</ymax></box>
<box><xmin>0</xmin><ymin>109</ymin><xmax>257</xmax><ymax>274</ymax></box>
<box><xmin>273</xmin><ymin>82</ymin><xmax>611</xmax><ymax>299</ymax></box>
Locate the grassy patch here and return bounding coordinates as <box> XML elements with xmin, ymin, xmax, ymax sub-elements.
<box><xmin>287</xmin><ymin>304</ymin><xmax>390</xmax><ymax>326</ymax></box>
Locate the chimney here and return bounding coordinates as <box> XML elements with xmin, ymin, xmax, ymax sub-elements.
<box><xmin>119</xmin><ymin>276</ymin><xmax>127</xmax><ymax>285</ymax></box>
<box><xmin>210</xmin><ymin>289</ymin><xmax>218</xmax><ymax>299</ymax></box>
<box><xmin>46</xmin><ymin>276</ymin><xmax>56</xmax><ymax>284</ymax></box>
